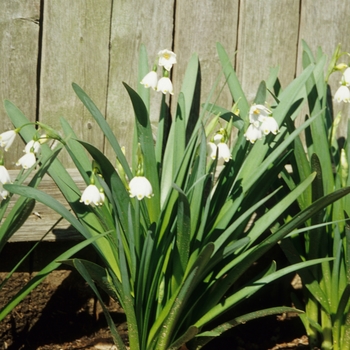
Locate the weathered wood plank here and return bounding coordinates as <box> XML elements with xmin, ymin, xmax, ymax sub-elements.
<box><xmin>105</xmin><ymin>0</ymin><xmax>175</xmax><ymax>162</ymax></box>
<box><xmin>39</xmin><ymin>0</ymin><xmax>112</xmax><ymax>168</ymax></box>
<box><xmin>0</xmin><ymin>1</ymin><xmax>40</xmax><ymax>167</ymax></box>
<box><xmin>298</xmin><ymin>0</ymin><xmax>350</xmax><ymax>137</ymax></box>
<box><xmin>172</xmin><ymin>0</ymin><xmax>239</xmax><ymax>115</ymax></box>
<box><xmin>6</xmin><ymin>169</ymin><xmax>85</xmax><ymax>242</ymax></box>
<box><xmin>236</xmin><ymin>0</ymin><xmax>300</xmax><ymax>102</ymax></box>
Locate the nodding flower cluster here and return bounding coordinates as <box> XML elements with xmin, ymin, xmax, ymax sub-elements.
<box><xmin>334</xmin><ymin>67</ymin><xmax>350</xmax><ymax>103</ymax></box>
<box><xmin>244</xmin><ymin>104</ymin><xmax>279</xmax><ymax>144</ymax></box>
<box><xmin>0</xmin><ymin>130</ymin><xmax>48</xmax><ymax>200</ymax></box>
<box><xmin>140</xmin><ymin>49</ymin><xmax>176</xmax><ymax>95</ymax></box>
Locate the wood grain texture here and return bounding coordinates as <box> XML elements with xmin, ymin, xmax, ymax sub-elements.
<box><xmin>172</xmin><ymin>0</ymin><xmax>239</xmax><ymax>114</ymax></box>
<box><xmin>105</xmin><ymin>0</ymin><xmax>175</xmax><ymax>161</ymax></box>
<box><xmin>298</xmin><ymin>0</ymin><xmax>350</xmax><ymax>137</ymax></box>
<box><xmin>39</xmin><ymin>0</ymin><xmax>112</xmax><ymax>167</ymax></box>
<box><xmin>236</xmin><ymin>0</ymin><xmax>300</xmax><ymax>102</ymax></box>
<box><xmin>0</xmin><ymin>1</ymin><xmax>40</xmax><ymax>167</ymax></box>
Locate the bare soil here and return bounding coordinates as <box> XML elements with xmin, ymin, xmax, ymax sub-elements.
<box><xmin>1</xmin><ymin>242</ymin><xmax>311</xmax><ymax>350</ymax></box>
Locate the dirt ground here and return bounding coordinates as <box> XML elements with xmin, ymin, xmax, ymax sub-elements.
<box><xmin>0</xmin><ymin>242</ymin><xmax>312</xmax><ymax>350</ymax></box>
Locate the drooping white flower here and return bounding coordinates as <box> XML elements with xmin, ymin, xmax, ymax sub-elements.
<box><xmin>0</xmin><ymin>130</ymin><xmax>17</xmax><ymax>151</ymax></box>
<box><xmin>0</xmin><ymin>185</ymin><xmax>9</xmax><ymax>200</ymax></box>
<box><xmin>207</xmin><ymin>142</ymin><xmax>217</xmax><ymax>159</ymax></box>
<box><xmin>217</xmin><ymin>143</ymin><xmax>232</xmax><ymax>162</ymax></box>
<box><xmin>80</xmin><ymin>184</ymin><xmax>105</xmax><ymax>206</ymax></box>
<box><xmin>16</xmin><ymin>152</ymin><xmax>36</xmax><ymax>169</ymax></box>
<box><xmin>244</xmin><ymin>124</ymin><xmax>263</xmax><ymax>144</ymax></box>
<box><xmin>334</xmin><ymin>85</ymin><xmax>350</xmax><ymax>103</ymax></box>
<box><xmin>158</xmin><ymin>49</ymin><xmax>177</xmax><ymax>71</ymax></box>
<box><xmin>24</xmin><ymin>140</ymin><xmax>41</xmax><ymax>155</ymax></box>
<box><xmin>249</xmin><ymin>104</ymin><xmax>272</xmax><ymax>125</ymax></box>
<box><xmin>140</xmin><ymin>71</ymin><xmax>158</xmax><ymax>90</ymax></box>
<box><xmin>156</xmin><ymin>77</ymin><xmax>174</xmax><ymax>95</ymax></box>
<box><xmin>213</xmin><ymin>133</ymin><xmax>224</xmax><ymax>144</ymax></box>
<box><xmin>342</xmin><ymin>67</ymin><xmax>350</xmax><ymax>86</ymax></box>
<box><xmin>260</xmin><ymin>117</ymin><xmax>279</xmax><ymax>135</ymax></box>
<box><xmin>207</xmin><ymin>142</ymin><xmax>231</xmax><ymax>162</ymax></box>
<box><xmin>129</xmin><ymin>176</ymin><xmax>153</xmax><ymax>200</ymax></box>
<box><xmin>0</xmin><ymin>165</ymin><xmax>11</xmax><ymax>185</ymax></box>
<box><xmin>0</xmin><ymin>165</ymin><xmax>11</xmax><ymax>199</ymax></box>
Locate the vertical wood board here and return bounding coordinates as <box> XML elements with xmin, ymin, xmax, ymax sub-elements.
<box><xmin>172</xmin><ymin>0</ymin><xmax>239</xmax><ymax>119</ymax></box>
<box><xmin>298</xmin><ymin>0</ymin><xmax>350</xmax><ymax>137</ymax></box>
<box><xmin>236</xmin><ymin>0</ymin><xmax>300</xmax><ymax>103</ymax></box>
<box><xmin>105</xmin><ymin>0</ymin><xmax>175</xmax><ymax>162</ymax></box>
<box><xmin>0</xmin><ymin>1</ymin><xmax>40</xmax><ymax>167</ymax></box>
<box><xmin>39</xmin><ymin>0</ymin><xmax>112</xmax><ymax>168</ymax></box>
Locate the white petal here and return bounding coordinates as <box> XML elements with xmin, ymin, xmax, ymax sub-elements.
<box><xmin>16</xmin><ymin>152</ymin><xmax>36</xmax><ymax>169</ymax></box>
<box><xmin>0</xmin><ymin>130</ymin><xmax>17</xmax><ymax>151</ymax></box>
<box><xmin>25</xmin><ymin>140</ymin><xmax>41</xmax><ymax>155</ymax></box>
<box><xmin>156</xmin><ymin>77</ymin><xmax>174</xmax><ymax>95</ymax></box>
<box><xmin>158</xmin><ymin>49</ymin><xmax>177</xmax><ymax>71</ymax></box>
<box><xmin>249</xmin><ymin>104</ymin><xmax>271</xmax><ymax>124</ymax></box>
<box><xmin>207</xmin><ymin>142</ymin><xmax>217</xmax><ymax>159</ymax></box>
<box><xmin>80</xmin><ymin>184</ymin><xmax>104</xmax><ymax>206</ymax></box>
<box><xmin>334</xmin><ymin>85</ymin><xmax>350</xmax><ymax>103</ymax></box>
<box><xmin>0</xmin><ymin>165</ymin><xmax>11</xmax><ymax>184</ymax></box>
<box><xmin>342</xmin><ymin>67</ymin><xmax>350</xmax><ymax>86</ymax></box>
<box><xmin>140</xmin><ymin>71</ymin><xmax>158</xmax><ymax>90</ymax></box>
<box><xmin>0</xmin><ymin>184</ymin><xmax>9</xmax><ymax>200</ymax></box>
<box><xmin>217</xmin><ymin>143</ymin><xmax>232</xmax><ymax>162</ymax></box>
<box><xmin>129</xmin><ymin>176</ymin><xmax>153</xmax><ymax>200</ymax></box>
<box><xmin>244</xmin><ymin>124</ymin><xmax>263</xmax><ymax>144</ymax></box>
<box><xmin>260</xmin><ymin>117</ymin><xmax>279</xmax><ymax>135</ymax></box>
<box><xmin>213</xmin><ymin>133</ymin><xmax>224</xmax><ymax>144</ymax></box>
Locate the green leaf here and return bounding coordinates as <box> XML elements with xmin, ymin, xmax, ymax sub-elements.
<box><xmin>71</xmin><ymin>259</ymin><xmax>127</xmax><ymax>350</ymax></box>
<box><xmin>72</xmin><ymin>83</ymin><xmax>132</xmax><ymax>179</ymax></box>
<box><xmin>123</xmin><ymin>82</ymin><xmax>160</xmax><ymax>222</ymax></box>
<box><xmin>189</xmin><ymin>307</ymin><xmax>303</xmax><ymax>349</ymax></box>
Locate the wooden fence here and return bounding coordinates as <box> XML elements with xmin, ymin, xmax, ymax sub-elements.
<box><xmin>1</xmin><ymin>0</ymin><xmax>350</xmax><ymax>240</ymax></box>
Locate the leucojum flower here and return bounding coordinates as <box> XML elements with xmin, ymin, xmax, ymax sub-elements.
<box><xmin>334</xmin><ymin>67</ymin><xmax>350</xmax><ymax>103</ymax></box>
<box><xmin>0</xmin><ymin>129</ymin><xmax>18</xmax><ymax>152</ymax></box>
<box><xmin>244</xmin><ymin>104</ymin><xmax>279</xmax><ymax>143</ymax></box>
<box><xmin>207</xmin><ymin>129</ymin><xmax>232</xmax><ymax>163</ymax></box>
<box><xmin>140</xmin><ymin>49</ymin><xmax>176</xmax><ymax>95</ymax></box>
<box><xmin>129</xmin><ymin>176</ymin><xmax>153</xmax><ymax>200</ymax></box>
<box><xmin>16</xmin><ymin>137</ymin><xmax>44</xmax><ymax>169</ymax></box>
<box><xmin>0</xmin><ymin>163</ymin><xmax>11</xmax><ymax>200</ymax></box>
<box><xmin>80</xmin><ymin>184</ymin><xmax>105</xmax><ymax>206</ymax></box>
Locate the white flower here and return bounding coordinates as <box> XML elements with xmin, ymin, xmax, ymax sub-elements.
<box><xmin>158</xmin><ymin>49</ymin><xmax>177</xmax><ymax>71</ymax></box>
<box><xmin>249</xmin><ymin>104</ymin><xmax>272</xmax><ymax>125</ymax></box>
<box><xmin>156</xmin><ymin>77</ymin><xmax>174</xmax><ymax>95</ymax></box>
<box><xmin>244</xmin><ymin>124</ymin><xmax>263</xmax><ymax>144</ymax></box>
<box><xmin>207</xmin><ymin>142</ymin><xmax>217</xmax><ymax>159</ymax></box>
<box><xmin>207</xmin><ymin>142</ymin><xmax>231</xmax><ymax>162</ymax></box>
<box><xmin>16</xmin><ymin>152</ymin><xmax>36</xmax><ymax>169</ymax></box>
<box><xmin>334</xmin><ymin>85</ymin><xmax>350</xmax><ymax>103</ymax></box>
<box><xmin>342</xmin><ymin>67</ymin><xmax>350</xmax><ymax>86</ymax></box>
<box><xmin>0</xmin><ymin>165</ymin><xmax>11</xmax><ymax>185</ymax></box>
<box><xmin>0</xmin><ymin>185</ymin><xmax>9</xmax><ymax>200</ymax></box>
<box><xmin>140</xmin><ymin>71</ymin><xmax>158</xmax><ymax>90</ymax></box>
<box><xmin>213</xmin><ymin>133</ymin><xmax>224</xmax><ymax>144</ymax></box>
<box><xmin>80</xmin><ymin>184</ymin><xmax>105</xmax><ymax>206</ymax></box>
<box><xmin>129</xmin><ymin>176</ymin><xmax>153</xmax><ymax>200</ymax></box>
<box><xmin>24</xmin><ymin>140</ymin><xmax>41</xmax><ymax>155</ymax></box>
<box><xmin>0</xmin><ymin>165</ymin><xmax>11</xmax><ymax>199</ymax></box>
<box><xmin>260</xmin><ymin>117</ymin><xmax>279</xmax><ymax>135</ymax></box>
<box><xmin>0</xmin><ymin>130</ymin><xmax>17</xmax><ymax>151</ymax></box>
<box><xmin>217</xmin><ymin>143</ymin><xmax>232</xmax><ymax>162</ymax></box>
